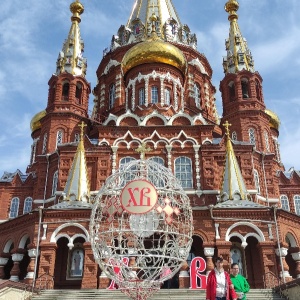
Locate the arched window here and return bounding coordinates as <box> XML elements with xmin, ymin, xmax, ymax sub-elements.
<box><xmin>194</xmin><ymin>83</ymin><xmax>201</xmax><ymax>107</ymax></box>
<box><xmin>120</xmin><ymin>157</ymin><xmax>136</xmax><ymax>185</ymax></box>
<box><xmin>149</xmin><ymin>157</ymin><xmax>165</xmax><ymax>187</ymax></box>
<box><xmin>241</xmin><ymin>79</ymin><xmax>249</xmax><ymax>98</ymax></box>
<box><xmin>139</xmin><ymin>88</ymin><xmax>145</xmax><ymax>106</ymax></box>
<box><xmin>273</xmin><ymin>137</ymin><xmax>281</xmax><ymax>162</ymax></box>
<box><xmin>280</xmin><ymin>195</ymin><xmax>290</xmax><ymax>212</ymax></box>
<box><xmin>175</xmin><ymin>157</ymin><xmax>193</xmax><ymax>188</ymax></box>
<box><xmin>264</xmin><ymin>131</ymin><xmax>270</xmax><ymax>152</ymax></box>
<box><xmin>9</xmin><ymin>197</ymin><xmax>20</xmax><ymax>218</ymax></box>
<box><xmin>109</xmin><ymin>84</ymin><xmax>116</xmax><ymax>109</ymax></box>
<box><xmin>74</xmin><ymin>133</ymin><xmax>80</xmax><ymax>143</ymax></box>
<box><xmin>56</xmin><ymin>130</ymin><xmax>63</xmax><ymax>148</ymax></box>
<box><xmin>229</xmin><ymin>81</ymin><xmax>235</xmax><ymax>102</ymax></box>
<box><xmin>248</xmin><ymin>128</ymin><xmax>256</xmax><ymax>147</ymax></box>
<box><xmin>52</xmin><ymin>171</ymin><xmax>58</xmax><ymax>196</ymax></box>
<box><xmin>255</xmin><ymin>79</ymin><xmax>262</xmax><ymax>101</ymax></box>
<box><xmin>232</xmin><ymin>131</ymin><xmax>237</xmax><ymax>141</ymax></box>
<box><xmin>294</xmin><ymin>195</ymin><xmax>300</xmax><ymax>215</ymax></box>
<box><xmin>149</xmin><ymin>157</ymin><xmax>164</xmax><ymax>166</ymax></box>
<box><xmin>62</xmin><ymin>82</ymin><xmax>70</xmax><ymax>100</ymax></box>
<box><xmin>23</xmin><ymin>197</ymin><xmax>33</xmax><ymax>214</ymax></box>
<box><xmin>151</xmin><ymin>86</ymin><xmax>159</xmax><ymax>104</ymax></box>
<box><xmin>30</xmin><ymin>140</ymin><xmax>38</xmax><ymax>165</ymax></box>
<box><xmin>42</xmin><ymin>133</ymin><xmax>47</xmax><ymax>154</ymax></box>
<box><xmin>164</xmin><ymin>88</ymin><xmax>171</xmax><ymax>105</ymax></box>
<box><xmin>253</xmin><ymin>169</ymin><xmax>260</xmax><ymax>194</ymax></box>
<box><xmin>75</xmin><ymin>83</ymin><xmax>83</xmax><ymax>104</ymax></box>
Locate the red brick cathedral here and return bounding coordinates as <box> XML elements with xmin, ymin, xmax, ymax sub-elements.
<box><xmin>0</xmin><ymin>0</ymin><xmax>300</xmax><ymax>291</ymax></box>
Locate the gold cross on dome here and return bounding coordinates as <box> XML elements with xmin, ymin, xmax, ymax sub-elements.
<box><xmin>223</xmin><ymin>120</ymin><xmax>232</xmax><ymax>136</ymax></box>
<box><xmin>78</xmin><ymin>121</ymin><xmax>87</xmax><ymax>138</ymax></box>
<box><xmin>136</xmin><ymin>142</ymin><xmax>152</xmax><ymax>160</ymax></box>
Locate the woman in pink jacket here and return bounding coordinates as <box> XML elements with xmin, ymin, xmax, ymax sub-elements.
<box><xmin>206</xmin><ymin>257</ymin><xmax>237</xmax><ymax>300</ymax></box>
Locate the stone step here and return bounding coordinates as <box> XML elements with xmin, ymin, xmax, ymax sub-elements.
<box><xmin>31</xmin><ymin>288</ymin><xmax>286</xmax><ymax>300</ymax></box>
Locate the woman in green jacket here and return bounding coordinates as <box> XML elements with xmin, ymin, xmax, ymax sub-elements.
<box><xmin>230</xmin><ymin>263</ymin><xmax>250</xmax><ymax>300</ymax></box>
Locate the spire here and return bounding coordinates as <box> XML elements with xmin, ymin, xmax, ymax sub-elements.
<box><xmin>127</xmin><ymin>0</ymin><xmax>182</xmax><ymax>33</ymax></box>
<box><xmin>61</xmin><ymin>122</ymin><xmax>90</xmax><ymax>203</ymax></box>
<box><xmin>56</xmin><ymin>0</ymin><xmax>87</xmax><ymax>77</ymax></box>
<box><xmin>220</xmin><ymin>121</ymin><xmax>250</xmax><ymax>202</ymax></box>
<box><xmin>223</xmin><ymin>0</ymin><xmax>254</xmax><ymax>74</ymax></box>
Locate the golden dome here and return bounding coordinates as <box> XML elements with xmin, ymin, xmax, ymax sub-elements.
<box><xmin>265</xmin><ymin>109</ymin><xmax>280</xmax><ymax>130</ymax></box>
<box><xmin>122</xmin><ymin>39</ymin><xmax>187</xmax><ymax>75</ymax></box>
<box><xmin>30</xmin><ymin>110</ymin><xmax>46</xmax><ymax>132</ymax></box>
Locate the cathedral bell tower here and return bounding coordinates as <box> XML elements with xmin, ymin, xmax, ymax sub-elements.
<box><xmin>220</xmin><ymin>0</ymin><xmax>283</xmax><ymax>202</ymax></box>
<box><xmin>38</xmin><ymin>0</ymin><xmax>91</xmax><ymax>154</ymax></box>
<box><xmin>28</xmin><ymin>0</ymin><xmax>91</xmax><ymax>200</ymax></box>
<box><xmin>220</xmin><ymin>0</ymin><xmax>277</xmax><ymax>155</ymax></box>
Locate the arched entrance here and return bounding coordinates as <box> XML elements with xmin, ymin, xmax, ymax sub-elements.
<box><xmin>19</xmin><ymin>237</ymin><xmax>31</xmax><ymax>280</ymax></box>
<box><xmin>54</xmin><ymin>236</ymin><xmax>85</xmax><ymax>289</ymax></box>
<box><xmin>285</xmin><ymin>233</ymin><xmax>298</xmax><ymax>279</ymax></box>
<box><xmin>3</xmin><ymin>242</ymin><xmax>14</xmax><ymax>279</ymax></box>
<box><xmin>245</xmin><ymin>236</ymin><xmax>264</xmax><ymax>288</ymax></box>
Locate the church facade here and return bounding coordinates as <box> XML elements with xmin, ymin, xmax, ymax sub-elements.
<box><xmin>0</xmin><ymin>0</ymin><xmax>300</xmax><ymax>291</ymax></box>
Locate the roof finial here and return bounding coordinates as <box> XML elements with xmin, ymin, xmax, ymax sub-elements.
<box><xmin>223</xmin><ymin>120</ymin><xmax>232</xmax><ymax>137</ymax></box>
<box><xmin>136</xmin><ymin>142</ymin><xmax>152</xmax><ymax>160</ymax></box>
<box><xmin>70</xmin><ymin>0</ymin><xmax>84</xmax><ymax>23</ymax></box>
<box><xmin>223</xmin><ymin>0</ymin><xmax>254</xmax><ymax>74</ymax></box>
<box><xmin>79</xmin><ymin>121</ymin><xmax>87</xmax><ymax>140</ymax></box>
<box><xmin>149</xmin><ymin>12</ymin><xmax>159</xmax><ymax>39</ymax></box>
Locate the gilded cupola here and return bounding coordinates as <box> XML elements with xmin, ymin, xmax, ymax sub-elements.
<box><xmin>265</xmin><ymin>109</ymin><xmax>280</xmax><ymax>130</ymax></box>
<box><xmin>56</xmin><ymin>0</ymin><xmax>87</xmax><ymax>77</ymax></box>
<box><xmin>122</xmin><ymin>13</ymin><xmax>187</xmax><ymax>75</ymax></box>
<box><xmin>223</xmin><ymin>0</ymin><xmax>254</xmax><ymax>74</ymax></box>
<box><xmin>30</xmin><ymin>110</ymin><xmax>47</xmax><ymax>132</ymax></box>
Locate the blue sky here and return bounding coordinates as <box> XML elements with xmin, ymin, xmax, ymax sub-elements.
<box><xmin>0</xmin><ymin>0</ymin><xmax>300</xmax><ymax>175</ymax></box>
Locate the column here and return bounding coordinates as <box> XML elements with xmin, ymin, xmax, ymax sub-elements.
<box><xmin>0</xmin><ymin>254</ymin><xmax>9</xmax><ymax>279</ymax></box>
<box><xmin>275</xmin><ymin>247</ymin><xmax>292</xmax><ymax>281</ymax></box>
<box><xmin>10</xmin><ymin>252</ymin><xmax>24</xmax><ymax>282</ymax></box>
<box><xmin>111</xmin><ymin>146</ymin><xmax>118</xmax><ymax>174</ymax></box>
<box><xmin>292</xmin><ymin>252</ymin><xmax>300</xmax><ymax>279</ymax></box>
<box><xmin>204</xmin><ymin>247</ymin><xmax>215</xmax><ymax>274</ymax></box>
<box><xmin>81</xmin><ymin>242</ymin><xmax>98</xmax><ymax>289</ymax></box>
<box><xmin>165</xmin><ymin>145</ymin><xmax>172</xmax><ymax>170</ymax></box>
<box><xmin>24</xmin><ymin>247</ymin><xmax>39</xmax><ymax>285</ymax></box>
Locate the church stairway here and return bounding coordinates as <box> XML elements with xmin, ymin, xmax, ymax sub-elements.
<box><xmin>31</xmin><ymin>288</ymin><xmax>287</xmax><ymax>299</ymax></box>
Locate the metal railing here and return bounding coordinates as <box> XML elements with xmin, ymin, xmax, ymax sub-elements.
<box><xmin>263</xmin><ymin>271</ymin><xmax>288</xmax><ymax>299</ymax></box>
<box><xmin>35</xmin><ymin>273</ymin><xmax>54</xmax><ymax>291</ymax></box>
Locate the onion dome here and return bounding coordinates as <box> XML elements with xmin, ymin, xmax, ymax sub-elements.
<box><xmin>30</xmin><ymin>110</ymin><xmax>47</xmax><ymax>132</ymax></box>
<box><xmin>265</xmin><ymin>109</ymin><xmax>280</xmax><ymax>130</ymax></box>
<box><xmin>122</xmin><ymin>38</ymin><xmax>187</xmax><ymax>75</ymax></box>
<box><xmin>122</xmin><ymin>14</ymin><xmax>187</xmax><ymax>75</ymax></box>
<box><xmin>56</xmin><ymin>0</ymin><xmax>87</xmax><ymax>77</ymax></box>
